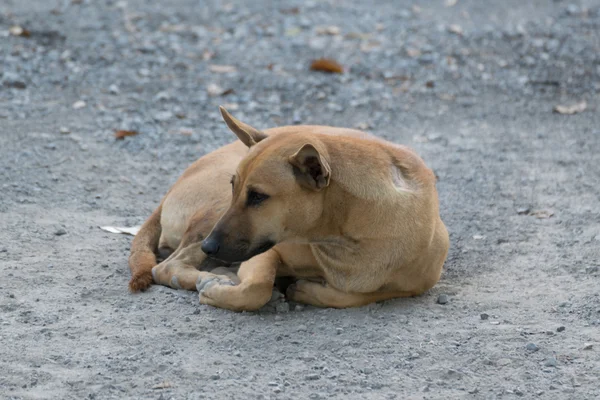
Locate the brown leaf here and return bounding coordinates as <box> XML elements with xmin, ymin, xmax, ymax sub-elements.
<box><xmin>553</xmin><ymin>101</ymin><xmax>587</xmax><ymax>115</ymax></box>
<box><xmin>209</xmin><ymin>64</ymin><xmax>237</xmax><ymax>74</ymax></box>
<box><xmin>310</xmin><ymin>58</ymin><xmax>344</xmax><ymax>74</ymax></box>
<box><xmin>9</xmin><ymin>25</ymin><xmax>31</xmax><ymax>37</ymax></box>
<box><xmin>316</xmin><ymin>25</ymin><xmax>341</xmax><ymax>35</ymax></box>
<box><xmin>114</xmin><ymin>130</ymin><xmax>139</xmax><ymax>140</ymax></box>
<box><xmin>152</xmin><ymin>381</ymin><xmax>173</xmax><ymax>390</ymax></box>
<box><xmin>531</xmin><ymin>210</ymin><xmax>554</xmax><ymax>219</ymax></box>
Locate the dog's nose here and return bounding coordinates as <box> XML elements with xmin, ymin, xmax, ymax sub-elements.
<box><xmin>201</xmin><ymin>238</ymin><xmax>220</xmax><ymax>256</ymax></box>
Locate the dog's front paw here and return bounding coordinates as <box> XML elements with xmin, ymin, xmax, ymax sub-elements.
<box><xmin>196</xmin><ymin>275</ymin><xmax>236</xmax><ymax>294</ymax></box>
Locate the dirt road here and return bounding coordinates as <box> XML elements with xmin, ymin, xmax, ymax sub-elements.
<box><xmin>1</xmin><ymin>1</ymin><xmax>599</xmax><ymax>399</ymax></box>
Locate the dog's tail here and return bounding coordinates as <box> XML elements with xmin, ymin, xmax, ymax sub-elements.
<box><xmin>128</xmin><ymin>204</ymin><xmax>162</xmax><ymax>292</ymax></box>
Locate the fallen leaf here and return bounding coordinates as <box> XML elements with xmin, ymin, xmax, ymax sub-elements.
<box><xmin>72</xmin><ymin>100</ymin><xmax>86</xmax><ymax>109</ymax></box>
<box><xmin>310</xmin><ymin>58</ymin><xmax>344</xmax><ymax>74</ymax></box>
<box><xmin>280</xmin><ymin>7</ymin><xmax>300</xmax><ymax>14</ymax></box>
<box><xmin>447</xmin><ymin>24</ymin><xmax>463</xmax><ymax>35</ymax></box>
<box><xmin>152</xmin><ymin>381</ymin><xmax>173</xmax><ymax>390</ymax></box>
<box><xmin>114</xmin><ymin>130</ymin><xmax>139</xmax><ymax>140</ymax></box>
<box><xmin>209</xmin><ymin>64</ymin><xmax>237</xmax><ymax>73</ymax></box>
<box><xmin>553</xmin><ymin>101</ymin><xmax>587</xmax><ymax>115</ymax></box>
<box><xmin>285</xmin><ymin>27</ymin><xmax>302</xmax><ymax>37</ymax></box>
<box><xmin>9</xmin><ymin>25</ymin><xmax>30</xmax><ymax>37</ymax></box>
<box><xmin>316</xmin><ymin>25</ymin><xmax>340</xmax><ymax>35</ymax></box>
<box><xmin>99</xmin><ymin>226</ymin><xmax>141</xmax><ymax>236</ymax></box>
<box><xmin>531</xmin><ymin>210</ymin><xmax>554</xmax><ymax>219</ymax></box>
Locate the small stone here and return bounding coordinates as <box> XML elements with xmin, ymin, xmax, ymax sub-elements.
<box><xmin>297</xmin><ymin>324</ymin><xmax>308</xmax><ymax>331</ymax></box>
<box><xmin>437</xmin><ymin>294</ymin><xmax>449</xmax><ymax>304</ymax></box>
<box><xmin>210</xmin><ymin>374</ymin><xmax>220</xmax><ymax>380</ymax></box>
<box><xmin>480</xmin><ymin>313</ymin><xmax>489</xmax><ymax>320</ymax></box>
<box><xmin>585</xmin><ymin>266</ymin><xmax>598</xmax><ymax>274</ymax></box>
<box><xmin>275</xmin><ymin>302</ymin><xmax>290</xmax><ymax>313</ymax></box>
<box><xmin>54</xmin><ymin>228</ymin><xmax>67</xmax><ymax>236</ymax></box>
<box><xmin>272</xmin><ymin>387</ymin><xmax>281</xmax><ymax>394</ymax></box>
<box><xmin>59</xmin><ymin>127</ymin><xmax>70</xmax><ymax>134</ymax></box>
<box><xmin>2</xmin><ymin>72</ymin><xmax>27</xmax><ymax>89</ymax></box>
<box><xmin>267</xmin><ymin>382</ymin><xmax>278</xmax><ymax>387</ymax></box>
<box><xmin>526</xmin><ymin>343</ymin><xmax>539</xmax><ymax>352</ymax></box>
<box><xmin>101</xmin><ymin>264</ymin><xmax>109</xmax><ymax>268</ymax></box>
<box><xmin>305</xmin><ymin>374</ymin><xmax>320</xmax><ymax>381</ymax></box>
<box><xmin>8</xmin><ymin>293</ymin><xmax>15</xmax><ymax>298</ymax></box>
<box><xmin>154</xmin><ymin>111</ymin><xmax>173</xmax><ymax>122</ymax></box>
<box><xmin>583</xmin><ymin>343</ymin><xmax>593</xmax><ymax>350</ymax></box>
<box><xmin>292</xmin><ymin>110</ymin><xmax>302</xmax><ymax>124</ymax></box>
<box><xmin>516</xmin><ymin>207</ymin><xmax>531</xmax><ymax>215</ymax></box>
<box><xmin>108</xmin><ymin>84</ymin><xmax>120</xmax><ymax>94</ymax></box>
<box><xmin>335</xmin><ymin>328</ymin><xmax>344</xmax><ymax>335</ymax></box>
<box><xmin>556</xmin><ymin>326</ymin><xmax>565</xmax><ymax>332</ymax></box>
<box><xmin>72</xmin><ymin>100</ymin><xmax>86</xmax><ymax>109</ymax></box>
<box><xmin>544</xmin><ymin>357</ymin><xmax>557</xmax><ymax>367</ymax></box>
<box><xmin>294</xmin><ymin>305</ymin><xmax>304</xmax><ymax>312</ymax></box>
<box><xmin>490</xmin><ymin>321</ymin><xmax>500</xmax><ymax>325</ymax></box>
<box><xmin>0</xmin><ymin>248</ymin><xmax>7</xmax><ymax>253</ymax></box>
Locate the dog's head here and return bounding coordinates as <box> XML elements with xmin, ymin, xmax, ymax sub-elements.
<box><xmin>201</xmin><ymin>107</ymin><xmax>331</xmax><ymax>263</ymax></box>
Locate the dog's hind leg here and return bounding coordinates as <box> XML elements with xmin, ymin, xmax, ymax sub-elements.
<box><xmin>197</xmin><ymin>249</ymin><xmax>280</xmax><ymax>311</ymax></box>
<box><xmin>286</xmin><ymin>280</ymin><xmax>418</xmax><ymax>308</ymax></box>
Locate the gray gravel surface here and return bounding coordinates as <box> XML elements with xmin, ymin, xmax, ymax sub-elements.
<box><xmin>1</xmin><ymin>0</ymin><xmax>599</xmax><ymax>399</ymax></box>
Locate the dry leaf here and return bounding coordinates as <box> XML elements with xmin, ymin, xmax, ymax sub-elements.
<box><xmin>310</xmin><ymin>58</ymin><xmax>344</xmax><ymax>74</ymax></box>
<box><xmin>152</xmin><ymin>381</ymin><xmax>173</xmax><ymax>390</ymax></box>
<box><xmin>209</xmin><ymin>64</ymin><xmax>237</xmax><ymax>73</ymax></box>
<box><xmin>9</xmin><ymin>25</ymin><xmax>31</xmax><ymax>37</ymax></box>
<box><xmin>316</xmin><ymin>25</ymin><xmax>340</xmax><ymax>35</ymax></box>
<box><xmin>553</xmin><ymin>101</ymin><xmax>587</xmax><ymax>115</ymax></box>
<box><xmin>99</xmin><ymin>226</ymin><xmax>141</xmax><ymax>235</ymax></box>
<box><xmin>531</xmin><ymin>210</ymin><xmax>554</xmax><ymax>219</ymax></box>
<box><xmin>114</xmin><ymin>130</ymin><xmax>139</xmax><ymax>140</ymax></box>
<box><xmin>280</xmin><ymin>7</ymin><xmax>300</xmax><ymax>15</ymax></box>
<box><xmin>447</xmin><ymin>24</ymin><xmax>463</xmax><ymax>35</ymax></box>
<box><xmin>72</xmin><ymin>100</ymin><xmax>86</xmax><ymax>109</ymax></box>
<box><xmin>285</xmin><ymin>27</ymin><xmax>302</xmax><ymax>37</ymax></box>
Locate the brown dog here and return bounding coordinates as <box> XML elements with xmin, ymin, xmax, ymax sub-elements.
<box><xmin>128</xmin><ymin>107</ymin><xmax>449</xmax><ymax>311</ymax></box>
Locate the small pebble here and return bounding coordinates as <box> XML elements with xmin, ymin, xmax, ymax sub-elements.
<box><xmin>54</xmin><ymin>228</ymin><xmax>67</xmax><ymax>236</ymax></box>
<box><xmin>335</xmin><ymin>328</ymin><xmax>344</xmax><ymax>335</ymax></box>
<box><xmin>557</xmin><ymin>326</ymin><xmax>565</xmax><ymax>332</ymax></box>
<box><xmin>480</xmin><ymin>313</ymin><xmax>489</xmax><ymax>320</ymax></box>
<box><xmin>526</xmin><ymin>343</ymin><xmax>539</xmax><ymax>352</ymax></box>
<box><xmin>544</xmin><ymin>357</ymin><xmax>557</xmax><ymax>367</ymax></box>
<box><xmin>59</xmin><ymin>127</ymin><xmax>70</xmax><ymax>134</ymax></box>
<box><xmin>210</xmin><ymin>374</ymin><xmax>220</xmax><ymax>380</ymax></box>
<box><xmin>108</xmin><ymin>84</ymin><xmax>120</xmax><ymax>94</ymax></box>
<box><xmin>72</xmin><ymin>100</ymin><xmax>86</xmax><ymax>109</ymax></box>
<box><xmin>437</xmin><ymin>294</ymin><xmax>449</xmax><ymax>304</ymax></box>
<box><xmin>305</xmin><ymin>374</ymin><xmax>320</xmax><ymax>381</ymax></box>
<box><xmin>583</xmin><ymin>343</ymin><xmax>593</xmax><ymax>350</ymax></box>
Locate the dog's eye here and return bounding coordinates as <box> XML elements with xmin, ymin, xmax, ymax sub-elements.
<box><xmin>246</xmin><ymin>190</ymin><xmax>269</xmax><ymax>207</ymax></box>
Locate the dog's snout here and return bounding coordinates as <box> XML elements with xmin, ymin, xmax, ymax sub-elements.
<box><xmin>201</xmin><ymin>237</ymin><xmax>220</xmax><ymax>256</ymax></box>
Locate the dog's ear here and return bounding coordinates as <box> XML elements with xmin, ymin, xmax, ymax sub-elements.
<box><xmin>220</xmin><ymin>106</ymin><xmax>267</xmax><ymax>147</ymax></box>
<box><xmin>289</xmin><ymin>144</ymin><xmax>331</xmax><ymax>190</ymax></box>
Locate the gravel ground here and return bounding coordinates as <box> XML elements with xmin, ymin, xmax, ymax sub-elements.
<box><xmin>1</xmin><ymin>0</ymin><xmax>599</xmax><ymax>399</ymax></box>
